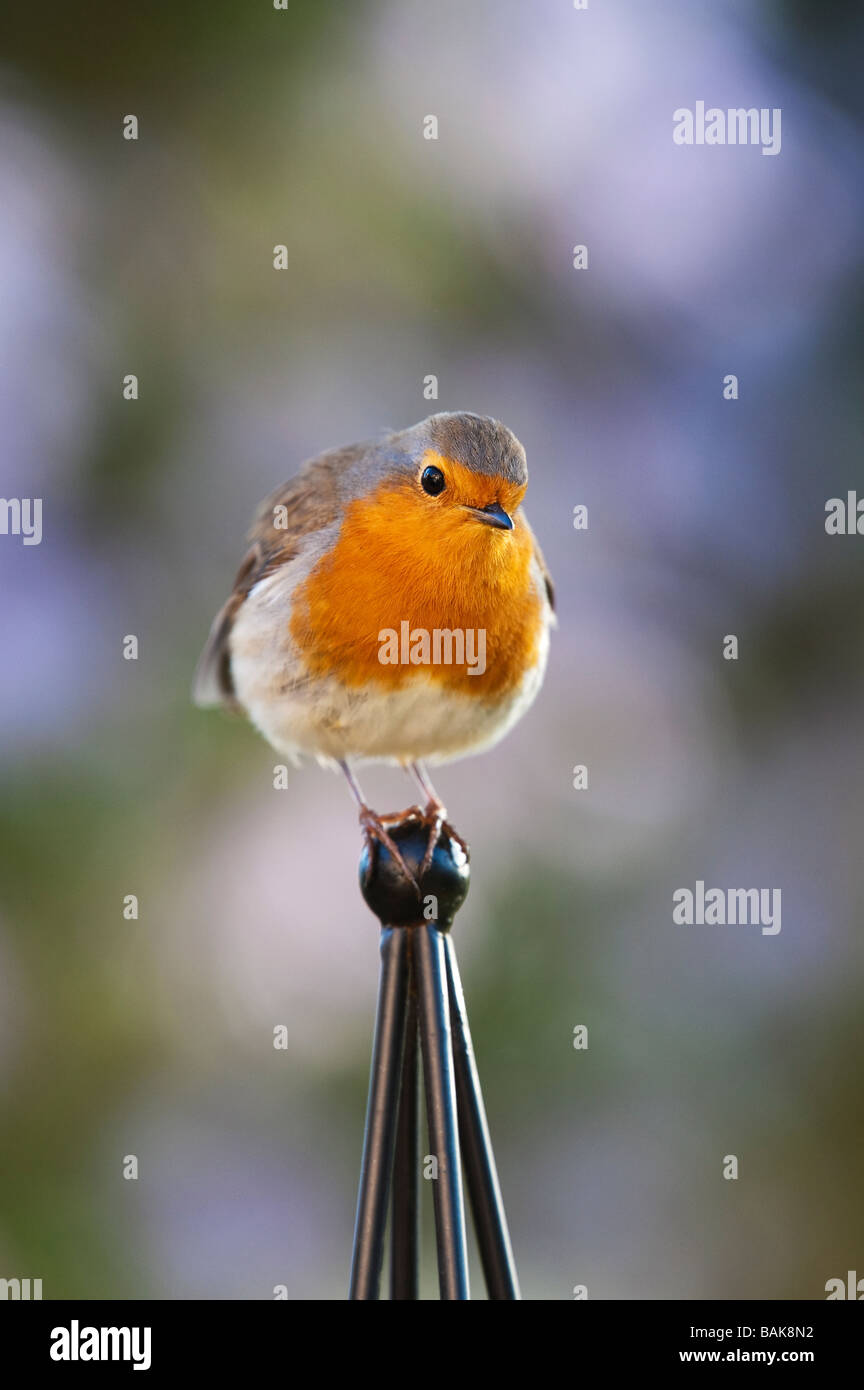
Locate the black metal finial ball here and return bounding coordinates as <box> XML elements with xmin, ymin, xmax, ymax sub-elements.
<box><xmin>359</xmin><ymin>816</ymin><xmax>470</xmax><ymax>929</ymax></box>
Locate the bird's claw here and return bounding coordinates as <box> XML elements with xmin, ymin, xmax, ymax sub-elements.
<box><xmin>359</xmin><ymin>800</ymin><xmax>468</xmax><ymax>893</ymax></box>
<box><xmin>359</xmin><ymin>807</ymin><xmax>420</xmax><ymax>893</ymax></box>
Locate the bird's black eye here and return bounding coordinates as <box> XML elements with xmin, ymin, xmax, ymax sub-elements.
<box><xmin>421</xmin><ymin>464</ymin><xmax>446</xmax><ymax>496</ymax></box>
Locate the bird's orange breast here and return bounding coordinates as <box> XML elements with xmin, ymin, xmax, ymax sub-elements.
<box><xmin>289</xmin><ymin>473</ymin><xmax>544</xmax><ymax>698</ymax></box>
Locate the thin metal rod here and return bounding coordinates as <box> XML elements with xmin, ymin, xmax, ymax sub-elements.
<box><xmin>415</xmin><ymin>923</ymin><xmax>470</xmax><ymax>1300</ymax></box>
<box><xmin>390</xmin><ymin>940</ymin><xmax>419</xmax><ymax>1300</ymax></box>
<box><xmin>444</xmin><ymin>936</ymin><xmax>520</xmax><ymax>1299</ymax></box>
<box><xmin>349</xmin><ymin>927</ymin><xmax>410</xmax><ymax>1300</ymax></box>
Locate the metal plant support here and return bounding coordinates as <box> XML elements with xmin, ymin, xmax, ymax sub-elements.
<box><xmin>348</xmin><ymin>814</ymin><xmax>520</xmax><ymax>1301</ymax></box>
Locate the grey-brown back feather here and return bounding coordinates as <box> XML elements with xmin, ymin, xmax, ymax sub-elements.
<box><xmin>192</xmin><ymin>446</ymin><xmax>352</xmax><ymax>708</ymax></box>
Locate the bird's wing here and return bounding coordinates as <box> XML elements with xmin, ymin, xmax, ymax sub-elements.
<box><xmin>522</xmin><ymin>514</ymin><xmax>555</xmax><ymax>614</ymax></box>
<box><xmin>192</xmin><ymin>445</ymin><xmax>357</xmax><ymax>708</ymax></box>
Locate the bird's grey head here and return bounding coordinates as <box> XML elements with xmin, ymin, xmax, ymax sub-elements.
<box><xmin>391</xmin><ymin>412</ymin><xmax>528</xmax><ymax>487</ymax></box>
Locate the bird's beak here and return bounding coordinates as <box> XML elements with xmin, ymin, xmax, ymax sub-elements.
<box><xmin>464</xmin><ymin>501</ymin><xmax>514</xmax><ymax>531</ymax></box>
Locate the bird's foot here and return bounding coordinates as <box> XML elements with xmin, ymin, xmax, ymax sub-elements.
<box><xmin>418</xmin><ymin>799</ymin><xmax>469</xmax><ymax>877</ymax></box>
<box><xmin>379</xmin><ymin>804</ymin><xmax>427</xmax><ymax>829</ymax></box>
<box><xmin>358</xmin><ymin>806</ymin><xmax>420</xmax><ymax>892</ymax></box>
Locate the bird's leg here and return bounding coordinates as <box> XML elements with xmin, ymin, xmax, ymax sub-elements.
<box><xmin>339</xmin><ymin>760</ymin><xmax>419</xmax><ymax>889</ymax></box>
<box><xmin>408</xmin><ymin>761</ymin><xmax>469</xmax><ymax>875</ymax></box>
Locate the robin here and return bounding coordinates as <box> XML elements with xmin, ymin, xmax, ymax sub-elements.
<box><xmin>194</xmin><ymin>411</ymin><xmax>555</xmax><ymax>885</ymax></box>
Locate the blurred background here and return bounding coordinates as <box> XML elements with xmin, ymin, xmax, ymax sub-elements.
<box><xmin>1</xmin><ymin>0</ymin><xmax>863</xmax><ymax>1299</ymax></box>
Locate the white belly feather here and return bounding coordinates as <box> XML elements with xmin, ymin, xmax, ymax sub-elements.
<box><xmin>229</xmin><ymin>562</ymin><xmax>550</xmax><ymax>767</ymax></box>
